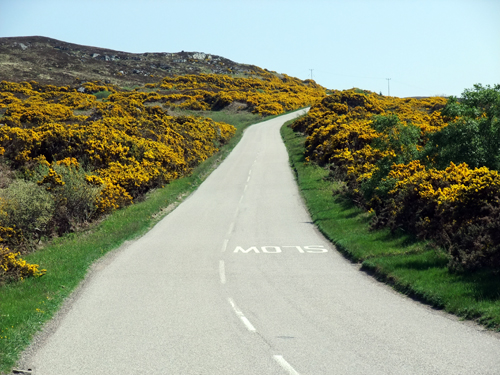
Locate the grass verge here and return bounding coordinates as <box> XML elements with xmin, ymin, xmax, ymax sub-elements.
<box><xmin>281</xmin><ymin>121</ymin><xmax>500</xmax><ymax>331</ymax></box>
<box><xmin>0</xmin><ymin>109</ymin><xmax>265</xmax><ymax>373</ymax></box>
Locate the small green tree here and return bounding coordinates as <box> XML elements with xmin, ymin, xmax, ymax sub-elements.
<box><xmin>423</xmin><ymin>84</ymin><xmax>500</xmax><ymax>170</ymax></box>
<box><xmin>361</xmin><ymin>115</ymin><xmax>421</xmax><ymax>202</ymax></box>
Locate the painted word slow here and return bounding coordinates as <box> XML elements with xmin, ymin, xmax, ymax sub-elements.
<box><xmin>233</xmin><ymin>245</ymin><xmax>328</xmax><ymax>253</ymax></box>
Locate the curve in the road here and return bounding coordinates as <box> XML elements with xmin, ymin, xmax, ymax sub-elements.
<box><xmin>20</xmin><ymin>110</ymin><xmax>500</xmax><ymax>374</ymax></box>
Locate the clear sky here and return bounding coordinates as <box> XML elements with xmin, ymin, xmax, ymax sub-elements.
<box><xmin>1</xmin><ymin>0</ymin><xmax>498</xmax><ymax>97</ymax></box>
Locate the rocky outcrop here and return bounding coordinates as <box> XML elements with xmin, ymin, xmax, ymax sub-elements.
<box><xmin>0</xmin><ymin>36</ymin><xmax>261</xmax><ymax>87</ymax></box>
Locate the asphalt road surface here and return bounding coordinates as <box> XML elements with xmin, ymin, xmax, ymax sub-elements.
<box><xmin>23</xmin><ymin>110</ymin><xmax>500</xmax><ymax>374</ymax></box>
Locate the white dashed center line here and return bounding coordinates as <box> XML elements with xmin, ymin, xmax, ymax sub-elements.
<box><xmin>228</xmin><ymin>298</ymin><xmax>256</xmax><ymax>332</ymax></box>
<box><xmin>219</xmin><ymin>260</ymin><xmax>226</xmax><ymax>284</ymax></box>
<box><xmin>227</xmin><ymin>222</ymin><xmax>234</xmax><ymax>236</ymax></box>
<box><xmin>273</xmin><ymin>355</ymin><xmax>301</xmax><ymax>375</ymax></box>
<box><xmin>221</xmin><ymin>239</ymin><xmax>229</xmax><ymax>253</ymax></box>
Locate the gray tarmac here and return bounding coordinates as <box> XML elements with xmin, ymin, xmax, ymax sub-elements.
<box><xmin>22</xmin><ymin>110</ymin><xmax>500</xmax><ymax>374</ymax></box>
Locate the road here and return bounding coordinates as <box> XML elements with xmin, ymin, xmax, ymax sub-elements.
<box><xmin>23</xmin><ymin>110</ymin><xmax>500</xmax><ymax>374</ymax></box>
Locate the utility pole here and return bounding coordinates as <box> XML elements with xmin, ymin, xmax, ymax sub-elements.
<box><xmin>309</xmin><ymin>69</ymin><xmax>314</xmax><ymax>80</ymax></box>
<box><xmin>386</xmin><ymin>78</ymin><xmax>391</xmax><ymax>96</ymax></box>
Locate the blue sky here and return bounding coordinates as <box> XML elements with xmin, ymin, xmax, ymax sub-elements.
<box><xmin>1</xmin><ymin>0</ymin><xmax>498</xmax><ymax>97</ymax></box>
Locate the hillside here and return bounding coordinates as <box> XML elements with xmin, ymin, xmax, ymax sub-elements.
<box><xmin>0</xmin><ymin>36</ymin><xmax>325</xmax><ymax>287</ymax></box>
<box><xmin>0</xmin><ymin>36</ymin><xmax>265</xmax><ymax>88</ymax></box>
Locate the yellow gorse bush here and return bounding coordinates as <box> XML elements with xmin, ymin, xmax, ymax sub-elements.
<box><xmin>387</xmin><ymin>161</ymin><xmax>500</xmax><ymax>205</ymax></box>
<box><xmin>0</xmin><ymin>245</ymin><xmax>45</xmax><ymax>282</ymax></box>
<box><xmin>150</xmin><ymin>70</ymin><xmax>325</xmax><ymax>115</ymax></box>
<box><xmin>0</xmin><ymin>80</ymin><xmax>237</xmax><ymax>214</ymax></box>
<box><xmin>293</xmin><ymin>89</ymin><xmax>447</xmax><ymax>171</ymax></box>
<box><xmin>292</xmin><ymin>87</ymin><xmax>500</xmax><ymax>271</ymax></box>
<box><xmin>0</xmin><ymin>72</ymin><xmax>323</xmax><ymax>281</ymax></box>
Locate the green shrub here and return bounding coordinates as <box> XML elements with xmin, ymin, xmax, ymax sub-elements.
<box><xmin>361</xmin><ymin>115</ymin><xmax>421</xmax><ymax>203</ymax></box>
<box><xmin>36</xmin><ymin>163</ymin><xmax>102</xmax><ymax>234</ymax></box>
<box><xmin>0</xmin><ymin>162</ymin><xmax>14</xmax><ymax>188</ymax></box>
<box><xmin>0</xmin><ymin>180</ymin><xmax>55</xmax><ymax>240</ymax></box>
<box><xmin>423</xmin><ymin>84</ymin><xmax>500</xmax><ymax>170</ymax></box>
<box><xmin>447</xmin><ymin>205</ymin><xmax>500</xmax><ymax>272</ymax></box>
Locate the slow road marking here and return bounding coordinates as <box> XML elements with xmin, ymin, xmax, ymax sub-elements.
<box><xmin>233</xmin><ymin>245</ymin><xmax>328</xmax><ymax>254</ymax></box>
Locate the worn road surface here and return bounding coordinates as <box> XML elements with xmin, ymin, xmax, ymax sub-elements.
<box><xmin>23</xmin><ymin>110</ymin><xmax>500</xmax><ymax>374</ymax></box>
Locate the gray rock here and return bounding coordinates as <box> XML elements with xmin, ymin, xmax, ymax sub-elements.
<box><xmin>192</xmin><ymin>52</ymin><xmax>206</xmax><ymax>60</ymax></box>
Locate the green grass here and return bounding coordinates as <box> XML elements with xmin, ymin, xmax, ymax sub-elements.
<box><xmin>0</xmin><ymin>109</ymin><xmax>264</xmax><ymax>373</ymax></box>
<box><xmin>92</xmin><ymin>90</ymin><xmax>112</xmax><ymax>100</ymax></box>
<box><xmin>167</xmin><ymin>108</ymin><xmax>265</xmax><ymax>127</ymax></box>
<box><xmin>281</xmin><ymin>122</ymin><xmax>500</xmax><ymax>331</ymax></box>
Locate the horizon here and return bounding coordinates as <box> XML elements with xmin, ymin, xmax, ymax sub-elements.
<box><xmin>1</xmin><ymin>0</ymin><xmax>498</xmax><ymax>98</ymax></box>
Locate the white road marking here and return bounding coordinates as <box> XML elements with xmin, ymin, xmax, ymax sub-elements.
<box><xmin>228</xmin><ymin>298</ymin><xmax>256</xmax><ymax>332</ymax></box>
<box><xmin>262</xmin><ymin>246</ymin><xmax>282</xmax><ymax>253</ymax></box>
<box><xmin>234</xmin><ymin>246</ymin><xmax>260</xmax><ymax>253</ymax></box>
<box><xmin>233</xmin><ymin>245</ymin><xmax>328</xmax><ymax>254</ymax></box>
<box><xmin>303</xmin><ymin>245</ymin><xmax>328</xmax><ymax>253</ymax></box>
<box><xmin>219</xmin><ymin>260</ymin><xmax>226</xmax><ymax>284</ymax></box>
<box><xmin>244</xmin><ymin>184</ymin><xmax>248</xmax><ymax>192</ymax></box>
<box><xmin>283</xmin><ymin>246</ymin><xmax>304</xmax><ymax>253</ymax></box>
<box><xmin>221</xmin><ymin>239</ymin><xmax>229</xmax><ymax>253</ymax></box>
<box><xmin>248</xmin><ymin>169</ymin><xmax>252</xmax><ymax>175</ymax></box>
<box><xmin>247</xmin><ymin>175</ymin><xmax>251</xmax><ymax>182</ymax></box>
<box><xmin>227</xmin><ymin>222</ymin><xmax>234</xmax><ymax>236</ymax></box>
<box><xmin>239</xmin><ymin>195</ymin><xmax>244</xmax><ymax>204</ymax></box>
<box><xmin>273</xmin><ymin>355</ymin><xmax>301</xmax><ymax>375</ymax></box>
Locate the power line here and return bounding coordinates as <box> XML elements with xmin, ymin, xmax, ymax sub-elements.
<box><xmin>309</xmin><ymin>69</ymin><xmax>433</xmax><ymax>96</ymax></box>
<box><xmin>391</xmin><ymin>79</ymin><xmax>429</xmax><ymax>93</ymax></box>
<box><xmin>314</xmin><ymin>69</ymin><xmax>385</xmax><ymax>81</ymax></box>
